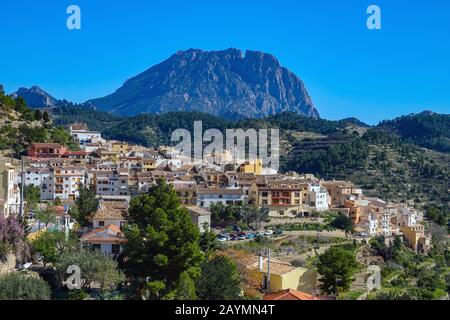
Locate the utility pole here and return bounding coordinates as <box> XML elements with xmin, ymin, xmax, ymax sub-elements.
<box><xmin>266</xmin><ymin>248</ymin><xmax>271</xmax><ymax>293</ymax></box>
<box><xmin>19</xmin><ymin>156</ymin><xmax>24</xmax><ymax>218</ymax></box>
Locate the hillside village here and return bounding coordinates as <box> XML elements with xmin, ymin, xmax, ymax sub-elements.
<box><xmin>2</xmin><ymin>118</ymin><xmax>443</xmax><ymax>300</ymax></box>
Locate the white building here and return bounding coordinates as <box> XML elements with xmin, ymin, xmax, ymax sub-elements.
<box><xmin>70</xmin><ymin>124</ymin><xmax>103</xmax><ymax>146</ymax></box>
<box><xmin>96</xmin><ymin>170</ymin><xmax>129</xmax><ymax>196</ymax></box>
<box><xmin>0</xmin><ymin>159</ymin><xmax>21</xmax><ymax>217</ymax></box>
<box><xmin>197</xmin><ymin>188</ymin><xmax>245</xmax><ymax>208</ymax></box>
<box><xmin>24</xmin><ymin>167</ymin><xmax>51</xmax><ymax>188</ymax></box>
<box><xmin>306</xmin><ymin>184</ymin><xmax>329</xmax><ymax>212</ymax></box>
<box><xmin>51</xmin><ymin>167</ymin><xmax>86</xmax><ymax>200</ymax></box>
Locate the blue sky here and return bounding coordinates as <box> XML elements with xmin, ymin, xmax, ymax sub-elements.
<box><xmin>0</xmin><ymin>0</ymin><xmax>449</xmax><ymax>124</ymax></box>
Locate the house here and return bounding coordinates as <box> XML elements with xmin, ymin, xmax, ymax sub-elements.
<box><xmin>173</xmin><ymin>182</ymin><xmax>198</xmax><ymax>206</ymax></box>
<box><xmin>197</xmin><ymin>188</ymin><xmax>244</xmax><ymax>208</ymax></box>
<box><xmin>69</xmin><ymin>123</ymin><xmax>103</xmax><ymax>145</ymax></box>
<box><xmin>263</xmin><ymin>289</ymin><xmax>335</xmax><ymax>301</ymax></box>
<box><xmin>24</xmin><ymin>167</ymin><xmax>51</xmax><ymax>188</ymax></box>
<box><xmin>110</xmin><ymin>142</ymin><xmax>132</xmax><ymax>157</ymax></box>
<box><xmin>93</xmin><ymin>201</ymin><xmax>127</xmax><ymax>229</ymax></box>
<box><xmin>186</xmin><ymin>206</ymin><xmax>211</xmax><ymax>233</ymax></box>
<box><xmin>238</xmin><ymin>159</ymin><xmax>263</xmax><ymax>175</ymax></box>
<box><xmin>305</xmin><ymin>184</ymin><xmax>329</xmax><ymax>212</ymax></box>
<box><xmin>322</xmin><ymin>181</ymin><xmax>362</xmax><ymax>207</ymax></box>
<box><xmin>27</xmin><ymin>143</ymin><xmax>68</xmax><ymax>158</ymax></box>
<box><xmin>248</xmin><ymin>256</ymin><xmax>309</xmax><ymax>294</ymax></box>
<box><xmin>263</xmin><ymin>289</ymin><xmax>318</xmax><ymax>300</ymax></box>
<box><xmin>80</xmin><ymin>224</ymin><xmax>126</xmax><ymax>256</ymax></box>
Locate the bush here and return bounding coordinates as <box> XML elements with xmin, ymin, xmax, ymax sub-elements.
<box><xmin>0</xmin><ymin>272</ymin><xmax>51</xmax><ymax>300</ymax></box>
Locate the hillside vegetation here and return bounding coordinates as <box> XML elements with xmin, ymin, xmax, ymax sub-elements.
<box><xmin>0</xmin><ymin>88</ymin><xmax>78</xmax><ymax>157</ymax></box>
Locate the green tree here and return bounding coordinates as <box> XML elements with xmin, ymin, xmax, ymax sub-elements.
<box><xmin>199</xmin><ymin>223</ymin><xmax>218</xmax><ymax>257</ymax></box>
<box><xmin>54</xmin><ymin>197</ymin><xmax>62</xmax><ymax>206</ymax></box>
<box><xmin>330</xmin><ymin>214</ymin><xmax>354</xmax><ymax>234</ymax></box>
<box><xmin>55</xmin><ymin>249</ymin><xmax>125</xmax><ymax>293</ymax></box>
<box><xmin>120</xmin><ymin>179</ymin><xmax>203</xmax><ymax>300</ymax></box>
<box><xmin>36</xmin><ymin>203</ymin><xmax>57</xmax><ymax>228</ymax></box>
<box><xmin>196</xmin><ymin>255</ymin><xmax>242</xmax><ymax>300</ymax></box>
<box><xmin>0</xmin><ymin>272</ymin><xmax>51</xmax><ymax>300</ymax></box>
<box><xmin>24</xmin><ymin>185</ymin><xmax>40</xmax><ymax>211</ymax></box>
<box><xmin>72</xmin><ymin>185</ymin><xmax>98</xmax><ymax>227</ymax></box>
<box><xmin>32</xmin><ymin>230</ymin><xmax>77</xmax><ymax>268</ymax></box>
<box><xmin>34</xmin><ymin>109</ymin><xmax>42</xmax><ymax>121</ymax></box>
<box><xmin>426</xmin><ymin>207</ymin><xmax>447</xmax><ymax>226</ymax></box>
<box><xmin>42</xmin><ymin>111</ymin><xmax>50</xmax><ymax>123</ymax></box>
<box><xmin>317</xmin><ymin>246</ymin><xmax>359</xmax><ymax>295</ymax></box>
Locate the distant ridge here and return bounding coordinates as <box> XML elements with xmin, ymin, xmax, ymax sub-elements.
<box><xmin>87</xmin><ymin>48</ymin><xmax>320</xmax><ymax>120</ymax></box>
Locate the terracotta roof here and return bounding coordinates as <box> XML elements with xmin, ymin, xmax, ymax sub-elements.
<box><xmin>263</xmin><ymin>289</ymin><xmax>318</xmax><ymax>301</ymax></box>
<box><xmin>93</xmin><ymin>202</ymin><xmax>126</xmax><ymax>221</ymax></box>
<box><xmin>81</xmin><ymin>225</ymin><xmax>126</xmax><ymax>244</ymax></box>
<box><xmin>247</xmin><ymin>257</ymin><xmax>304</xmax><ymax>276</ymax></box>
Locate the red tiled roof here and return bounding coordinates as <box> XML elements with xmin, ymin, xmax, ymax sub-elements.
<box><xmin>81</xmin><ymin>225</ymin><xmax>126</xmax><ymax>244</ymax></box>
<box><xmin>263</xmin><ymin>289</ymin><xmax>318</xmax><ymax>301</ymax></box>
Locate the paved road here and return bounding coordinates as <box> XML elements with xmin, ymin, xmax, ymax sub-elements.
<box><xmin>284</xmin><ymin>230</ymin><xmax>347</xmax><ymax>238</ymax></box>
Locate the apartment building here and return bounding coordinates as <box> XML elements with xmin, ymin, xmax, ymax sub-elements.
<box><xmin>249</xmin><ymin>180</ymin><xmax>328</xmax><ymax>217</ymax></box>
<box><xmin>51</xmin><ymin>167</ymin><xmax>86</xmax><ymax>200</ymax></box>
<box><xmin>322</xmin><ymin>181</ymin><xmax>362</xmax><ymax>207</ymax></box>
<box><xmin>197</xmin><ymin>188</ymin><xmax>245</xmax><ymax>208</ymax></box>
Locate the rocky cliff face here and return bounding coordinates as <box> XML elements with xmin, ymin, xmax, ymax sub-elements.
<box><xmin>88</xmin><ymin>48</ymin><xmax>319</xmax><ymax>119</ymax></box>
<box><xmin>12</xmin><ymin>86</ymin><xmax>57</xmax><ymax>108</ymax></box>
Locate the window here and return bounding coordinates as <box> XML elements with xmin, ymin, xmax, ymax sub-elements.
<box><xmin>111</xmin><ymin>244</ymin><xmax>120</xmax><ymax>254</ymax></box>
<box><xmin>93</xmin><ymin>244</ymin><xmax>101</xmax><ymax>251</ymax></box>
<box><xmin>98</xmin><ymin>221</ymin><xmax>105</xmax><ymax>227</ymax></box>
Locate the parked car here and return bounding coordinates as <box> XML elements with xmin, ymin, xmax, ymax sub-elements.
<box><xmin>275</xmin><ymin>229</ymin><xmax>283</xmax><ymax>236</ymax></box>
<box><xmin>246</xmin><ymin>233</ymin><xmax>256</xmax><ymax>240</ymax></box>
<box><xmin>236</xmin><ymin>234</ymin><xmax>246</xmax><ymax>241</ymax></box>
<box><xmin>218</xmin><ymin>233</ymin><xmax>230</xmax><ymax>241</ymax></box>
<box><xmin>265</xmin><ymin>229</ymin><xmax>274</xmax><ymax>236</ymax></box>
<box><xmin>217</xmin><ymin>236</ymin><xmax>228</xmax><ymax>242</ymax></box>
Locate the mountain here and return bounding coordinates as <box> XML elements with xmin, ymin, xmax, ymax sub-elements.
<box><xmin>338</xmin><ymin>117</ymin><xmax>371</xmax><ymax>128</ymax></box>
<box><xmin>87</xmin><ymin>48</ymin><xmax>319</xmax><ymax>119</ymax></box>
<box><xmin>12</xmin><ymin>86</ymin><xmax>58</xmax><ymax>108</ymax></box>
<box><xmin>376</xmin><ymin>112</ymin><xmax>450</xmax><ymax>153</ymax></box>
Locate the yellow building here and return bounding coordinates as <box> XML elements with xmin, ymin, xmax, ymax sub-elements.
<box><xmin>238</xmin><ymin>159</ymin><xmax>263</xmax><ymax>175</ymax></box>
<box><xmin>111</xmin><ymin>142</ymin><xmax>132</xmax><ymax>156</ymax></box>
<box><xmin>401</xmin><ymin>224</ymin><xmax>431</xmax><ymax>252</ymax></box>
<box><xmin>249</xmin><ymin>257</ymin><xmax>308</xmax><ymax>293</ymax></box>
<box><xmin>142</xmin><ymin>158</ymin><xmax>157</xmax><ymax>172</ymax></box>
